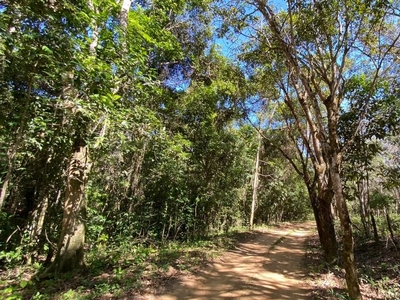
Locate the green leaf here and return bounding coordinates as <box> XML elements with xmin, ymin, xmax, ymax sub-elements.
<box><xmin>19</xmin><ymin>280</ymin><xmax>28</xmax><ymax>288</ymax></box>
<box><xmin>41</xmin><ymin>45</ymin><xmax>53</xmax><ymax>54</ymax></box>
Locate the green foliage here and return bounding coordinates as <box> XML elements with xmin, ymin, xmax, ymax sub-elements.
<box><xmin>3</xmin><ymin>230</ymin><xmax>235</xmax><ymax>299</ymax></box>
<box><xmin>252</xmin><ymin>150</ymin><xmax>311</xmax><ymax>224</ymax></box>
<box><xmin>0</xmin><ymin>286</ymin><xmax>22</xmax><ymax>300</ymax></box>
<box><xmin>0</xmin><ymin>247</ymin><xmax>23</xmax><ymax>267</ymax></box>
<box><xmin>5</xmin><ymin>2</ymin><xmax>397</xmax><ymax>296</ymax></box>
<box><xmin>370</xmin><ymin>191</ymin><xmax>395</xmax><ymax>210</ymax></box>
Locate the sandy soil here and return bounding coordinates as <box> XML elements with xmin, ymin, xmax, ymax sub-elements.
<box><xmin>147</xmin><ymin>222</ymin><xmax>314</xmax><ymax>300</ymax></box>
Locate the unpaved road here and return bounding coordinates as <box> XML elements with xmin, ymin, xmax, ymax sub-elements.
<box><xmin>150</xmin><ymin>222</ymin><xmax>314</xmax><ymax>300</ymax></box>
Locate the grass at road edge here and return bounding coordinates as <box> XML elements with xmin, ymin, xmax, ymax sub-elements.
<box><xmin>0</xmin><ymin>226</ymin><xmax>254</xmax><ymax>300</ymax></box>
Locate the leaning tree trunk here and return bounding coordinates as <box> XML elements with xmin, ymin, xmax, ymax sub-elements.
<box><xmin>370</xmin><ymin>211</ymin><xmax>379</xmax><ymax>242</ymax></box>
<box><xmin>331</xmin><ymin>160</ymin><xmax>361</xmax><ymax>299</ymax></box>
<box><xmin>49</xmin><ymin>136</ymin><xmax>91</xmax><ymax>273</ymax></box>
<box><xmin>250</xmin><ymin>2</ymin><xmax>362</xmax><ymax>297</ymax></box>
<box><xmin>328</xmin><ymin>102</ymin><xmax>362</xmax><ymax>300</ymax></box>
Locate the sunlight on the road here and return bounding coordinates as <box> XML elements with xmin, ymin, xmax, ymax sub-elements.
<box><xmin>154</xmin><ymin>223</ymin><xmax>314</xmax><ymax>300</ymax></box>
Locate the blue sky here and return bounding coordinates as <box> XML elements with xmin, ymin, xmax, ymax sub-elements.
<box><xmin>215</xmin><ymin>0</ymin><xmax>288</xmax><ymax>59</ymax></box>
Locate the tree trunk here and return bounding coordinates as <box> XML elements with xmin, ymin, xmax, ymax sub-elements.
<box><xmin>0</xmin><ymin>165</ymin><xmax>12</xmax><ymax>210</ymax></box>
<box><xmin>370</xmin><ymin>211</ymin><xmax>379</xmax><ymax>242</ymax></box>
<box><xmin>49</xmin><ymin>137</ymin><xmax>91</xmax><ymax>273</ymax></box>
<box><xmin>126</xmin><ymin>139</ymin><xmax>147</xmax><ymax>212</ymax></box>
<box><xmin>120</xmin><ymin>0</ymin><xmax>132</xmax><ymax>29</ymax></box>
<box><xmin>119</xmin><ymin>0</ymin><xmax>132</xmax><ymax>53</ymax></box>
<box><xmin>251</xmin><ymin>2</ymin><xmax>363</xmax><ymax>297</ymax></box>
<box><xmin>357</xmin><ymin>179</ymin><xmax>370</xmax><ymax>237</ymax></box>
<box><xmin>327</xmin><ymin>94</ymin><xmax>361</xmax><ymax>299</ymax></box>
<box><xmin>330</xmin><ymin>152</ymin><xmax>361</xmax><ymax>299</ymax></box>
<box><xmin>309</xmin><ymin>188</ymin><xmax>338</xmax><ymax>264</ymax></box>
<box><xmin>26</xmin><ymin>194</ymin><xmax>49</xmax><ymax>263</ymax></box>
<box><xmin>385</xmin><ymin>207</ymin><xmax>398</xmax><ymax>248</ymax></box>
<box><xmin>250</xmin><ymin>132</ymin><xmax>261</xmax><ymax>230</ymax></box>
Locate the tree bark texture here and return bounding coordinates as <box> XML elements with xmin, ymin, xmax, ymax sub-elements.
<box><xmin>120</xmin><ymin>0</ymin><xmax>132</xmax><ymax>30</ymax></box>
<box><xmin>51</xmin><ymin>137</ymin><xmax>91</xmax><ymax>273</ymax></box>
<box><xmin>309</xmin><ymin>188</ymin><xmax>338</xmax><ymax>264</ymax></box>
<box><xmin>332</xmin><ymin>164</ymin><xmax>361</xmax><ymax>299</ymax></box>
<box><xmin>328</xmin><ymin>102</ymin><xmax>362</xmax><ymax>300</ymax></box>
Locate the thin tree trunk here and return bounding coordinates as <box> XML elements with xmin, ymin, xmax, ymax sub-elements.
<box><xmin>35</xmin><ymin>196</ymin><xmax>49</xmax><ymax>239</ymax></box>
<box><xmin>120</xmin><ymin>0</ymin><xmax>132</xmax><ymax>30</ymax></box>
<box><xmin>326</xmin><ymin>92</ymin><xmax>361</xmax><ymax>298</ymax></box>
<box><xmin>370</xmin><ymin>211</ymin><xmax>379</xmax><ymax>242</ymax></box>
<box><xmin>357</xmin><ymin>179</ymin><xmax>370</xmax><ymax>237</ymax></box>
<box><xmin>0</xmin><ymin>164</ymin><xmax>13</xmax><ymax>210</ymax></box>
<box><xmin>385</xmin><ymin>207</ymin><xmax>398</xmax><ymax>248</ymax></box>
<box><xmin>332</xmin><ymin>166</ymin><xmax>361</xmax><ymax>299</ymax></box>
<box><xmin>329</xmin><ymin>125</ymin><xmax>361</xmax><ymax>299</ymax></box>
<box><xmin>250</xmin><ymin>132</ymin><xmax>261</xmax><ymax>230</ymax></box>
<box><xmin>119</xmin><ymin>0</ymin><xmax>132</xmax><ymax>52</ymax></box>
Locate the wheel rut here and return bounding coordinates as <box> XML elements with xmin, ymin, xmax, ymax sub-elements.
<box><xmin>148</xmin><ymin>222</ymin><xmax>314</xmax><ymax>300</ymax></box>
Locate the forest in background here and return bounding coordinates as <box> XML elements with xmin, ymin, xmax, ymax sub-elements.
<box><xmin>1</xmin><ymin>0</ymin><xmax>400</xmax><ymax>299</ymax></box>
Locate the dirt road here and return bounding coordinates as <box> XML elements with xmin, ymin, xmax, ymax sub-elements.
<box><xmin>151</xmin><ymin>222</ymin><xmax>314</xmax><ymax>300</ymax></box>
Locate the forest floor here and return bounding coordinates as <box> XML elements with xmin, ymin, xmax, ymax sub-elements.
<box><xmin>141</xmin><ymin>222</ymin><xmax>314</xmax><ymax>300</ymax></box>
<box><xmin>305</xmin><ymin>230</ymin><xmax>400</xmax><ymax>300</ymax></box>
<box><xmin>2</xmin><ymin>221</ymin><xmax>399</xmax><ymax>299</ymax></box>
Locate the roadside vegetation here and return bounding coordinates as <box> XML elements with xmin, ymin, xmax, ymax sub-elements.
<box><xmin>0</xmin><ymin>227</ymin><xmax>252</xmax><ymax>299</ymax></box>
<box><xmin>306</xmin><ymin>216</ymin><xmax>400</xmax><ymax>300</ymax></box>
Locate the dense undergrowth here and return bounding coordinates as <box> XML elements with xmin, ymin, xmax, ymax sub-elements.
<box><xmin>0</xmin><ymin>226</ymin><xmax>251</xmax><ymax>300</ymax></box>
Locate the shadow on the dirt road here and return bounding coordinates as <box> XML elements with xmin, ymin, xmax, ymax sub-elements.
<box><xmin>156</xmin><ymin>225</ymin><xmax>313</xmax><ymax>300</ymax></box>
